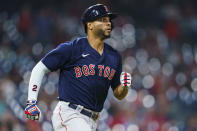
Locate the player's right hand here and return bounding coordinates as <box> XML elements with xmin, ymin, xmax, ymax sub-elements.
<box><xmin>24</xmin><ymin>100</ymin><xmax>41</xmax><ymax>121</ymax></box>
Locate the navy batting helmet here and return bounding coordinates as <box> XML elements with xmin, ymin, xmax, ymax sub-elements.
<box><xmin>81</xmin><ymin>4</ymin><xmax>117</xmax><ymax>33</ymax></box>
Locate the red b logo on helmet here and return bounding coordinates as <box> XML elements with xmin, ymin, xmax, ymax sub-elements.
<box><xmin>104</xmin><ymin>5</ymin><xmax>109</xmax><ymax>12</ymax></box>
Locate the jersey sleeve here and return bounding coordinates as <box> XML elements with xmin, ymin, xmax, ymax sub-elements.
<box><xmin>41</xmin><ymin>42</ymin><xmax>73</xmax><ymax>71</ymax></box>
<box><xmin>111</xmin><ymin>54</ymin><xmax>122</xmax><ymax>90</ymax></box>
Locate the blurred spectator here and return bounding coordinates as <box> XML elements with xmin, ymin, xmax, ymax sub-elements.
<box><xmin>18</xmin><ymin>4</ymin><xmax>33</xmax><ymax>35</ymax></box>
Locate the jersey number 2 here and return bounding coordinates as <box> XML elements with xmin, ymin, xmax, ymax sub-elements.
<box><xmin>32</xmin><ymin>85</ymin><xmax>38</xmax><ymax>91</ymax></box>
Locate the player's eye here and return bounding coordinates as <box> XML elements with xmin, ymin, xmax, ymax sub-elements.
<box><xmin>97</xmin><ymin>18</ymin><xmax>110</xmax><ymax>22</ymax></box>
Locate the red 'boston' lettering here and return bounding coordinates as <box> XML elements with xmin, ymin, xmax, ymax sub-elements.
<box><xmin>82</xmin><ymin>65</ymin><xmax>89</xmax><ymax>76</ymax></box>
<box><xmin>108</xmin><ymin>69</ymin><xmax>116</xmax><ymax>80</ymax></box>
<box><xmin>74</xmin><ymin>66</ymin><xmax>82</xmax><ymax>78</ymax></box>
<box><xmin>104</xmin><ymin>66</ymin><xmax>110</xmax><ymax>78</ymax></box>
<box><xmin>89</xmin><ymin>64</ymin><xmax>95</xmax><ymax>75</ymax></box>
<box><xmin>98</xmin><ymin>65</ymin><xmax>104</xmax><ymax>76</ymax></box>
<box><xmin>74</xmin><ymin>65</ymin><xmax>114</xmax><ymax>79</ymax></box>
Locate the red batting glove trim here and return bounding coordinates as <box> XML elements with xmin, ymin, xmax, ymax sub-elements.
<box><xmin>124</xmin><ymin>73</ymin><xmax>127</xmax><ymax>86</ymax></box>
<box><xmin>25</xmin><ymin>110</ymin><xmax>31</xmax><ymax>115</ymax></box>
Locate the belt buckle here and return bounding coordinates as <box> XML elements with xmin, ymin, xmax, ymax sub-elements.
<box><xmin>76</xmin><ymin>105</ymin><xmax>83</xmax><ymax>112</ymax></box>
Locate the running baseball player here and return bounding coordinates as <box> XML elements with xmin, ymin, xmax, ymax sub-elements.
<box><xmin>25</xmin><ymin>4</ymin><xmax>132</xmax><ymax>131</ymax></box>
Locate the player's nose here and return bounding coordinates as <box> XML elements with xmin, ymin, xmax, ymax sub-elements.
<box><xmin>106</xmin><ymin>21</ymin><xmax>111</xmax><ymax>27</ymax></box>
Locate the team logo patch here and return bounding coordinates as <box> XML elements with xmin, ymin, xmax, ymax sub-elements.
<box><xmin>82</xmin><ymin>53</ymin><xmax>90</xmax><ymax>58</ymax></box>
<box><xmin>104</xmin><ymin>5</ymin><xmax>109</xmax><ymax>12</ymax></box>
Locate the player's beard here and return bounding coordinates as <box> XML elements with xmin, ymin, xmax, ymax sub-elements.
<box><xmin>97</xmin><ymin>29</ymin><xmax>111</xmax><ymax>40</ymax></box>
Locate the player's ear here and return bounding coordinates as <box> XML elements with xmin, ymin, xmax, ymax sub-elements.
<box><xmin>87</xmin><ymin>22</ymin><xmax>93</xmax><ymax>31</ymax></box>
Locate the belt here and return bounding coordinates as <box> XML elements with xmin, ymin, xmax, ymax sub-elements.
<box><xmin>68</xmin><ymin>103</ymin><xmax>99</xmax><ymax>121</ymax></box>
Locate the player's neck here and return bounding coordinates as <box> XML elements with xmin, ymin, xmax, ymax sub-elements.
<box><xmin>87</xmin><ymin>35</ymin><xmax>104</xmax><ymax>55</ymax></box>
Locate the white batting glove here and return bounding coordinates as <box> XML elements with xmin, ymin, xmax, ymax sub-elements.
<box><xmin>120</xmin><ymin>72</ymin><xmax>132</xmax><ymax>88</ymax></box>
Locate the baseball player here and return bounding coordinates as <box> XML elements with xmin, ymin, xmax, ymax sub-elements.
<box><xmin>25</xmin><ymin>4</ymin><xmax>132</xmax><ymax>131</ymax></box>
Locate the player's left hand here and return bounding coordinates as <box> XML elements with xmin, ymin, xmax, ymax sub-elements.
<box><xmin>120</xmin><ymin>72</ymin><xmax>132</xmax><ymax>88</ymax></box>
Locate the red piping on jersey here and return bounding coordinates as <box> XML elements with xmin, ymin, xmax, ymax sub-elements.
<box><xmin>59</xmin><ymin>105</ymin><xmax>67</xmax><ymax>131</ymax></box>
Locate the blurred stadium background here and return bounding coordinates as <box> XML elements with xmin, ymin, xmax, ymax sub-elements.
<box><xmin>1</xmin><ymin>0</ymin><xmax>197</xmax><ymax>131</ymax></box>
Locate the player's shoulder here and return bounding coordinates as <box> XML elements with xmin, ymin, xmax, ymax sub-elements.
<box><xmin>71</xmin><ymin>37</ymin><xmax>87</xmax><ymax>45</ymax></box>
<box><xmin>57</xmin><ymin>37</ymin><xmax>86</xmax><ymax>48</ymax></box>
